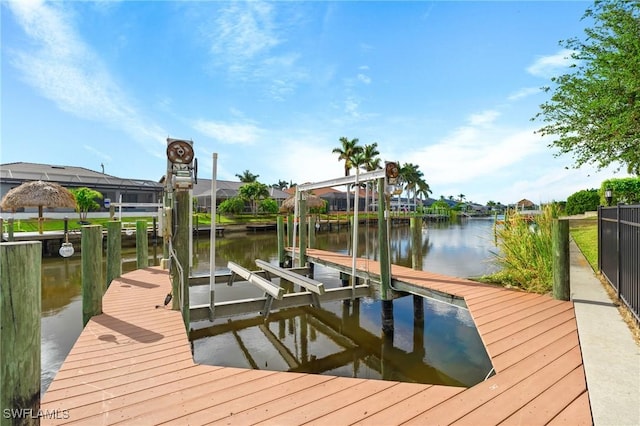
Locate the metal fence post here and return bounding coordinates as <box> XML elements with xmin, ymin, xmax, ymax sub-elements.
<box><xmin>597</xmin><ymin>205</ymin><xmax>602</xmax><ymax>272</ymax></box>
<box><xmin>616</xmin><ymin>203</ymin><xmax>621</xmax><ymax>298</ymax></box>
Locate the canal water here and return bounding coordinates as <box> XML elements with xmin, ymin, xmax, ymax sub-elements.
<box><xmin>39</xmin><ymin>218</ymin><xmax>499</xmax><ymax>393</ymax></box>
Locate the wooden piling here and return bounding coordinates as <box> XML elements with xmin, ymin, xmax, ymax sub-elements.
<box><xmin>299</xmin><ymin>198</ymin><xmax>307</xmax><ymax>267</ymax></box>
<box><xmin>1</xmin><ymin>241</ymin><xmax>41</xmax><ymax>424</ymax></box>
<box><xmin>82</xmin><ymin>225</ymin><xmax>104</xmax><ymax>327</ymax></box>
<box><xmin>136</xmin><ymin>220</ymin><xmax>148</xmax><ymax>269</ymax></box>
<box><xmin>106</xmin><ymin>220</ymin><xmax>122</xmax><ymax>288</ymax></box>
<box><xmin>277</xmin><ymin>215</ymin><xmax>285</xmax><ymax>266</ymax></box>
<box><xmin>552</xmin><ymin>218</ymin><xmax>570</xmax><ymax>301</ymax></box>
<box><xmin>308</xmin><ymin>215</ymin><xmax>316</xmax><ymax>249</ymax></box>
<box><xmin>287</xmin><ymin>215</ymin><xmax>294</xmax><ymax>247</ymax></box>
<box><xmin>410</xmin><ymin>216</ymin><xmax>422</xmax><ymax>270</ymax></box>
<box><xmin>174</xmin><ymin>191</ymin><xmax>190</xmax><ymax>328</ymax></box>
<box><xmin>377</xmin><ymin>179</ymin><xmax>391</xmax><ymax>300</ymax></box>
<box><xmin>7</xmin><ymin>218</ymin><xmax>14</xmax><ymax>242</ymax></box>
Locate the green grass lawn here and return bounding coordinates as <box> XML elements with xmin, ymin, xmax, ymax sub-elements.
<box><xmin>569</xmin><ymin>220</ymin><xmax>598</xmax><ymax>272</ymax></box>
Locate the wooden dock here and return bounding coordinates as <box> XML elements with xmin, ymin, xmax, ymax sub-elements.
<box><xmin>40</xmin><ymin>249</ymin><xmax>591</xmax><ymax>425</ymax></box>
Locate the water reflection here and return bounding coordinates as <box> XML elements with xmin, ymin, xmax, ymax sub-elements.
<box><xmin>192</xmin><ymin>280</ymin><xmax>493</xmax><ymax>387</ymax></box>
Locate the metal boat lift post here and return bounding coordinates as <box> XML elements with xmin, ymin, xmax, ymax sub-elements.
<box><xmin>293</xmin><ymin>166</ymin><xmax>396</xmax><ymax>296</ymax></box>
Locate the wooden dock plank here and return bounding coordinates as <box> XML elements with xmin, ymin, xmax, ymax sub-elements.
<box><xmin>40</xmin><ymin>249</ymin><xmax>591</xmax><ymax>425</ymax></box>
<box><xmin>451</xmin><ymin>346</ymin><xmax>584</xmax><ymax>425</ymax></box>
<box><xmin>301</xmin><ymin>382</ymin><xmax>427</xmax><ymax>426</ymax></box>
<box><xmin>352</xmin><ymin>385</ymin><xmax>465</xmax><ymax>425</ymax></box>
<box><xmin>206</xmin><ymin>376</ymin><xmax>363</xmax><ymax>425</ymax></box>
<box><xmin>254</xmin><ymin>379</ymin><xmax>396</xmax><ymax>425</ymax></box>
<box><xmin>481</xmin><ymin>303</ymin><xmax>574</xmax><ymax>345</ymax></box>
<box><xmin>547</xmin><ymin>392</ymin><xmax>593</xmax><ymax>425</ymax></box>
<box><xmin>160</xmin><ymin>374</ymin><xmax>336</xmax><ymax>426</ymax></box>
<box><xmin>401</xmin><ymin>333</ymin><xmax>579</xmax><ymax>425</ymax></box>
<box><xmin>499</xmin><ymin>366</ymin><xmax>588</xmax><ymax>425</ymax></box>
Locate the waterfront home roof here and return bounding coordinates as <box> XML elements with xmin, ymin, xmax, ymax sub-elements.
<box><xmin>192</xmin><ymin>179</ymin><xmax>290</xmax><ymax>200</ymax></box>
<box><xmin>0</xmin><ymin>162</ymin><xmax>162</xmax><ymax>190</ymax></box>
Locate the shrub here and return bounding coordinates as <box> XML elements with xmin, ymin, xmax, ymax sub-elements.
<box><xmin>489</xmin><ymin>203</ymin><xmax>561</xmax><ymax>293</ymax></box>
<box><xmin>566</xmin><ymin>189</ymin><xmax>600</xmax><ymax>215</ymax></box>
<box><xmin>601</xmin><ymin>177</ymin><xmax>640</xmax><ymax>205</ymax></box>
<box><xmin>218</xmin><ymin>197</ymin><xmax>245</xmax><ymax>215</ymax></box>
<box><xmin>258</xmin><ymin>198</ymin><xmax>279</xmax><ymax>214</ymax></box>
<box><xmin>70</xmin><ymin>187</ymin><xmax>102</xmax><ymax>221</ymax></box>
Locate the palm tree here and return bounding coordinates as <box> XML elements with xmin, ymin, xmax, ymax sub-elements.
<box><xmin>361</xmin><ymin>143</ymin><xmax>381</xmax><ymax>212</ymax></box>
<box><xmin>400</xmin><ymin>163</ymin><xmax>423</xmax><ymax>213</ymax></box>
<box><xmin>235</xmin><ymin>170</ymin><xmax>259</xmax><ymax>183</ymax></box>
<box><xmin>332</xmin><ymin>137</ymin><xmax>363</xmax><ymax>213</ymax></box>
<box><xmin>272</xmin><ymin>180</ymin><xmax>289</xmax><ymax>190</ymax></box>
<box><xmin>416</xmin><ymin>179</ymin><xmax>432</xmax><ymax>208</ymax></box>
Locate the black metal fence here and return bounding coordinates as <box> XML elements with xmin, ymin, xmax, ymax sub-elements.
<box><xmin>598</xmin><ymin>204</ymin><xmax>640</xmax><ymax>323</ymax></box>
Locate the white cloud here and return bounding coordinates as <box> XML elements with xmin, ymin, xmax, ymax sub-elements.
<box><xmin>344</xmin><ymin>97</ymin><xmax>361</xmax><ymax>118</ymax></box>
<box><xmin>83</xmin><ymin>145</ymin><xmax>112</xmax><ymax>162</ymax></box>
<box><xmin>265</xmin><ymin>138</ymin><xmax>345</xmax><ymax>185</ymax></box>
<box><xmin>412</xmin><ymin>117</ymin><xmax>545</xmax><ymax>187</ymax></box>
<box><xmin>210</xmin><ymin>1</ymin><xmax>280</xmax><ymax>64</ymax></box>
<box><xmin>468</xmin><ymin>110</ymin><xmax>500</xmax><ymax>127</ymax></box>
<box><xmin>6</xmin><ymin>1</ymin><xmax>167</xmax><ymax>157</ymax></box>
<box><xmin>357</xmin><ymin>73</ymin><xmax>372</xmax><ymax>85</ymax></box>
<box><xmin>205</xmin><ymin>2</ymin><xmax>308</xmax><ymax>101</ymax></box>
<box><xmin>507</xmin><ymin>87</ymin><xmax>540</xmax><ymax>101</ymax></box>
<box><xmin>192</xmin><ymin>120</ymin><xmax>262</xmax><ymax>145</ymax></box>
<box><xmin>527</xmin><ymin>49</ymin><xmax>576</xmax><ymax>78</ymax></box>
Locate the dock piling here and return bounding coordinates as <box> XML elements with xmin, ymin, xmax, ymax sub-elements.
<box><xmin>106</xmin><ymin>220</ymin><xmax>122</xmax><ymax>288</ymax></box>
<box><xmin>136</xmin><ymin>220</ymin><xmax>148</xmax><ymax>268</ymax></box>
<box><xmin>277</xmin><ymin>216</ymin><xmax>285</xmax><ymax>267</ymax></box>
<box><xmin>174</xmin><ymin>191</ymin><xmax>191</xmax><ymax>328</ymax></box>
<box><xmin>7</xmin><ymin>218</ymin><xmax>14</xmax><ymax>242</ymax></box>
<box><xmin>1</xmin><ymin>241</ymin><xmax>41</xmax><ymax>423</ymax></box>
<box><xmin>82</xmin><ymin>225</ymin><xmax>104</xmax><ymax>327</ymax></box>
<box><xmin>552</xmin><ymin>218</ymin><xmax>570</xmax><ymax>301</ymax></box>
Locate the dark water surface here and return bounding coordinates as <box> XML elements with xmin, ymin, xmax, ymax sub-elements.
<box><xmin>40</xmin><ymin>218</ymin><xmax>499</xmax><ymax>392</ymax></box>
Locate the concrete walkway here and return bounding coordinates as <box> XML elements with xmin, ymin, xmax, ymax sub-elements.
<box><xmin>570</xmin><ymin>239</ymin><xmax>640</xmax><ymax>426</ymax></box>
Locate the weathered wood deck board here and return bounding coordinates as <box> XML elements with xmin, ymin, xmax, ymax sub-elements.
<box><xmin>40</xmin><ymin>248</ymin><xmax>592</xmax><ymax>425</ymax></box>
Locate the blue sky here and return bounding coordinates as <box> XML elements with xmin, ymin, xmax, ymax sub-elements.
<box><xmin>1</xmin><ymin>1</ymin><xmax>630</xmax><ymax>205</ymax></box>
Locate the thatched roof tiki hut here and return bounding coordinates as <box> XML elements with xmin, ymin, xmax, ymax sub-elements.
<box><xmin>0</xmin><ymin>180</ymin><xmax>77</xmax><ymax>234</ymax></box>
<box><xmin>280</xmin><ymin>193</ymin><xmax>326</xmax><ymax>213</ymax></box>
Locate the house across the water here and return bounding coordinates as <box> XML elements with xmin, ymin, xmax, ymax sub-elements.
<box><xmin>0</xmin><ymin>162</ymin><xmax>163</xmax><ymax>214</ymax></box>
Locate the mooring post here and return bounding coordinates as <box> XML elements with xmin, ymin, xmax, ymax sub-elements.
<box><xmin>287</xmin><ymin>214</ymin><xmax>294</xmax><ymax>247</ymax></box>
<box><xmin>299</xmin><ymin>198</ymin><xmax>307</xmax><ymax>268</ymax></box>
<box><xmin>377</xmin><ymin>178</ymin><xmax>391</xmax><ymax>300</ymax></box>
<box><xmin>308</xmin><ymin>215</ymin><xmax>316</xmax><ymax>249</ymax></box>
<box><xmin>63</xmin><ymin>216</ymin><xmax>69</xmax><ymax>240</ymax></box>
<box><xmin>106</xmin><ymin>220</ymin><xmax>122</xmax><ymax>288</ymax></box>
<box><xmin>277</xmin><ymin>215</ymin><xmax>285</xmax><ymax>267</ymax></box>
<box><xmin>136</xmin><ymin>220</ymin><xmax>148</xmax><ymax>269</ymax></box>
<box><xmin>1</xmin><ymin>241</ymin><xmax>41</xmax><ymax>423</ymax></box>
<box><xmin>7</xmin><ymin>218</ymin><xmax>14</xmax><ymax>242</ymax></box>
<box><xmin>82</xmin><ymin>225</ymin><xmax>104</xmax><ymax>327</ymax></box>
<box><xmin>552</xmin><ymin>218</ymin><xmax>570</xmax><ymax>301</ymax></box>
<box><xmin>410</xmin><ymin>216</ymin><xmax>423</xmax><ymax>270</ymax></box>
<box><xmin>174</xmin><ymin>191</ymin><xmax>191</xmax><ymax>328</ymax></box>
